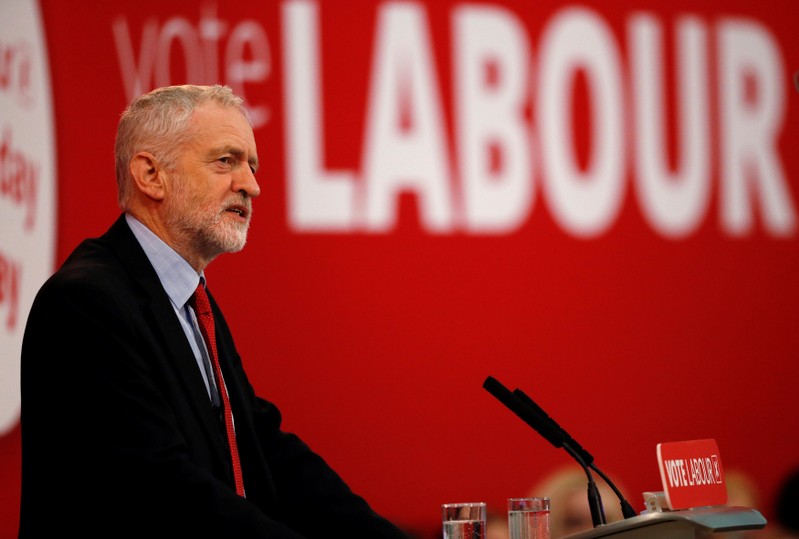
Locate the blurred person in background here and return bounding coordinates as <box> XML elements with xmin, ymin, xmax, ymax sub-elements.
<box><xmin>768</xmin><ymin>467</ymin><xmax>799</xmax><ymax>539</ymax></box>
<box><xmin>486</xmin><ymin>506</ymin><xmax>510</xmax><ymax>539</ymax></box>
<box><xmin>720</xmin><ymin>468</ymin><xmax>766</xmax><ymax>539</ymax></box>
<box><xmin>528</xmin><ymin>465</ymin><xmax>625</xmax><ymax>539</ymax></box>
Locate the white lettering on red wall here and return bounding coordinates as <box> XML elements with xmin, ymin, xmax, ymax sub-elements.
<box><xmin>282</xmin><ymin>1</ymin><xmax>794</xmax><ymax>237</ymax></box>
<box><xmin>112</xmin><ymin>3</ymin><xmax>272</xmax><ymax>128</ymax></box>
<box><xmin>111</xmin><ymin>1</ymin><xmax>794</xmax><ymax>238</ymax></box>
<box><xmin>718</xmin><ymin>19</ymin><xmax>794</xmax><ymax>236</ymax></box>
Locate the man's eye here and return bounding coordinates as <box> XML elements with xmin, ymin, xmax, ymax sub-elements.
<box><xmin>219</xmin><ymin>157</ymin><xmax>232</xmax><ymax>165</ymax></box>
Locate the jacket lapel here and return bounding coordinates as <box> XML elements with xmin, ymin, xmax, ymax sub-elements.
<box><xmin>104</xmin><ymin>215</ymin><xmax>230</xmax><ymax>465</ymax></box>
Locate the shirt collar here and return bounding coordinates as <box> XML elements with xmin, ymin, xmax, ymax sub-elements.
<box><xmin>125</xmin><ymin>213</ymin><xmax>203</xmax><ymax>309</ymax></box>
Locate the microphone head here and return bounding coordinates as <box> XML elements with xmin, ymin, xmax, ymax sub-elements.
<box><xmin>483</xmin><ymin>375</ymin><xmax>564</xmax><ymax>449</ymax></box>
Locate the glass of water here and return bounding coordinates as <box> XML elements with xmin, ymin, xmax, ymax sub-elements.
<box><xmin>442</xmin><ymin>501</ymin><xmax>487</xmax><ymax>539</ymax></box>
<box><xmin>508</xmin><ymin>497</ymin><xmax>550</xmax><ymax>539</ymax></box>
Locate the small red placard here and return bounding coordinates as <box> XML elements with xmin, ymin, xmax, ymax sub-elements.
<box><xmin>657</xmin><ymin>439</ymin><xmax>727</xmax><ymax>510</ymax></box>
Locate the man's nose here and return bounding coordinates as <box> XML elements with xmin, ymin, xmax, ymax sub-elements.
<box><xmin>234</xmin><ymin>167</ymin><xmax>261</xmax><ymax>198</ymax></box>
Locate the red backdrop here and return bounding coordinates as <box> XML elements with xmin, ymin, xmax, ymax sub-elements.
<box><xmin>2</xmin><ymin>0</ymin><xmax>799</xmax><ymax>537</ymax></box>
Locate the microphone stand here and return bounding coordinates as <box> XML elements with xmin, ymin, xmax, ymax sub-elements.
<box><xmin>565</xmin><ymin>441</ymin><xmax>607</xmax><ymax>526</ymax></box>
<box><xmin>483</xmin><ymin>376</ymin><xmax>637</xmax><ymax>528</ymax></box>
<box><xmin>513</xmin><ymin>388</ymin><xmax>637</xmax><ymax>520</ymax></box>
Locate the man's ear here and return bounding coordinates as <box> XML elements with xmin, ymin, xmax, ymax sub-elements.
<box><xmin>130</xmin><ymin>151</ymin><xmax>166</xmax><ymax>201</ymax></box>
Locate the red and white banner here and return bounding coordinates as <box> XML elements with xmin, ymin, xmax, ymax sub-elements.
<box><xmin>2</xmin><ymin>0</ymin><xmax>798</xmax><ymax>536</ymax></box>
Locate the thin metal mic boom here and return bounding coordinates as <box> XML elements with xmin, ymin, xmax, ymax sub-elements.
<box><xmin>513</xmin><ymin>387</ymin><xmax>637</xmax><ymax>519</ymax></box>
<box><xmin>482</xmin><ymin>376</ymin><xmax>606</xmax><ymax>527</ymax></box>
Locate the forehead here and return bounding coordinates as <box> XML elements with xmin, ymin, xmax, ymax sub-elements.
<box><xmin>188</xmin><ymin>103</ymin><xmax>257</xmax><ymax>152</ymax></box>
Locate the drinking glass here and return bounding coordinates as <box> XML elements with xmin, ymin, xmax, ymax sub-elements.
<box><xmin>442</xmin><ymin>501</ymin><xmax>486</xmax><ymax>539</ymax></box>
<box><xmin>508</xmin><ymin>497</ymin><xmax>550</xmax><ymax>539</ymax></box>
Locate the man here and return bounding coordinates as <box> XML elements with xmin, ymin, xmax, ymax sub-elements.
<box><xmin>19</xmin><ymin>85</ymin><xmax>408</xmax><ymax>538</ymax></box>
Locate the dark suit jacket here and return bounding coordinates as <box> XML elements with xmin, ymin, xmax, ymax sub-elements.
<box><xmin>19</xmin><ymin>214</ymin><xmax>408</xmax><ymax>538</ymax></box>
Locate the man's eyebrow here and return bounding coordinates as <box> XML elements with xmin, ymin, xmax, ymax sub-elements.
<box><xmin>210</xmin><ymin>145</ymin><xmax>259</xmax><ymax>170</ymax></box>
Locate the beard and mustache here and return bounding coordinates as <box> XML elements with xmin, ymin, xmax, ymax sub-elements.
<box><xmin>162</xmin><ymin>172</ymin><xmax>254</xmax><ymax>262</ymax></box>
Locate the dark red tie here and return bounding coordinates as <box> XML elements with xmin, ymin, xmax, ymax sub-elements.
<box><xmin>190</xmin><ymin>282</ymin><xmax>245</xmax><ymax>497</ymax></box>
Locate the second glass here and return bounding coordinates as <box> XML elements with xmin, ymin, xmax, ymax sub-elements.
<box><xmin>508</xmin><ymin>497</ymin><xmax>550</xmax><ymax>539</ymax></box>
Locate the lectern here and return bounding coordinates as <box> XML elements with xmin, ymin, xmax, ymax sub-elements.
<box><xmin>564</xmin><ymin>506</ymin><xmax>767</xmax><ymax>539</ymax></box>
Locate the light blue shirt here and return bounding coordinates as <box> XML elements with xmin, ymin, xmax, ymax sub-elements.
<box><xmin>125</xmin><ymin>213</ymin><xmax>220</xmax><ymax>406</ymax></box>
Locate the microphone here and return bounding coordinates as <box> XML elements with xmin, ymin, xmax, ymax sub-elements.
<box><xmin>482</xmin><ymin>376</ymin><xmax>566</xmax><ymax>448</ymax></box>
<box><xmin>482</xmin><ymin>376</ymin><xmax>606</xmax><ymax>527</ymax></box>
<box><xmin>511</xmin><ymin>388</ymin><xmax>593</xmax><ymax>464</ymax></box>
<box><xmin>512</xmin><ymin>387</ymin><xmax>637</xmax><ymax>520</ymax></box>
<box><xmin>483</xmin><ymin>376</ymin><xmax>636</xmax><ymax>526</ymax></box>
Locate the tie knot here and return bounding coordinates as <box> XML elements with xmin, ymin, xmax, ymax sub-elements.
<box><xmin>190</xmin><ymin>283</ymin><xmax>212</xmax><ymax>317</ymax></box>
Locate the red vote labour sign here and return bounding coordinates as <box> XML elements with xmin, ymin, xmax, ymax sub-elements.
<box><xmin>657</xmin><ymin>439</ymin><xmax>727</xmax><ymax>510</ymax></box>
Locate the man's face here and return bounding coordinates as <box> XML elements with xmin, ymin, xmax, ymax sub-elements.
<box><xmin>163</xmin><ymin>103</ymin><xmax>260</xmax><ymax>262</ymax></box>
